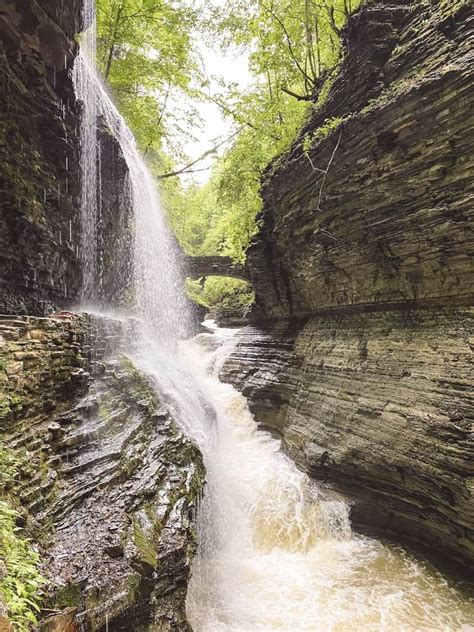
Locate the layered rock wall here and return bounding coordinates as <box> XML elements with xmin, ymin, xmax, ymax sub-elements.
<box><xmin>0</xmin><ymin>314</ymin><xmax>203</xmax><ymax>630</ymax></box>
<box><xmin>249</xmin><ymin>0</ymin><xmax>473</xmax><ymax>320</ymax></box>
<box><xmin>224</xmin><ymin>0</ymin><xmax>474</xmax><ymax>573</ymax></box>
<box><xmin>223</xmin><ymin>308</ymin><xmax>474</xmax><ymax>569</ymax></box>
<box><xmin>0</xmin><ymin>0</ymin><xmax>82</xmax><ymax>314</ymax></box>
<box><xmin>0</xmin><ymin>0</ymin><xmax>135</xmax><ymax>315</ymax></box>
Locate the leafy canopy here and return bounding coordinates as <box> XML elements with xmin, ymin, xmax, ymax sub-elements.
<box><xmin>170</xmin><ymin>0</ymin><xmax>361</xmax><ymax>264</ymax></box>
<box><xmin>94</xmin><ymin>0</ymin><xmax>361</xmax><ymax>307</ymax></box>
<box><xmin>96</xmin><ymin>0</ymin><xmax>203</xmax><ymax>168</ymax></box>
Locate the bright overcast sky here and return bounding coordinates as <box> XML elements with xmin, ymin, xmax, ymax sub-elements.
<box><xmin>179</xmin><ymin>1</ymin><xmax>252</xmax><ymax>185</ymax></box>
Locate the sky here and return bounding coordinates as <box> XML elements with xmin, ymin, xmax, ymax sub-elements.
<box><xmin>178</xmin><ymin>1</ymin><xmax>252</xmax><ymax>185</ymax></box>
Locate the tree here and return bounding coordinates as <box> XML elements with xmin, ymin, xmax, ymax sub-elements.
<box><xmin>96</xmin><ymin>0</ymin><xmax>202</xmax><ymax>167</ymax></box>
<box><xmin>183</xmin><ymin>0</ymin><xmax>361</xmax><ymax>263</ymax></box>
<box><xmin>95</xmin><ymin>0</ymin><xmax>361</xmax><ymax>303</ymax></box>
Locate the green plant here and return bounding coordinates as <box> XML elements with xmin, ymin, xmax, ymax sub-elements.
<box><xmin>0</xmin><ymin>447</ymin><xmax>45</xmax><ymax>630</ymax></box>
<box><xmin>186</xmin><ymin>277</ymin><xmax>254</xmax><ymax>311</ymax></box>
<box><xmin>0</xmin><ymin>448</ymin><xmax>18</xmax><ymax>492</ymax></box>
<box><xmin>303</xmin><ymin>116</ymin><xmax>345</xmax><ymax>157</ymax></box>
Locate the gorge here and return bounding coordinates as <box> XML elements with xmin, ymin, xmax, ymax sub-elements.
<box><xmin>0</xmin><ymin>0</ymin><xmax>473</xmax><ymax>630</ymax></box>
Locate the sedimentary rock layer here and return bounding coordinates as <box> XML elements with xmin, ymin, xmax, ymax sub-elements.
<box><xmin>249</xmin><ymin>0</ymin><xmax>473</xmax><ymax>320</ymax></box>
<box><xmin>0</xmin><ymin>314</ymin><xmax>203</xmax><ymax>630</ymax></box>
<box><xmin>222</xmin><ymin>308</ymin><xmax>474</xmax><ymax>571</ymax></box>
<box><xmin>0</xmin><ymin>0</ymin><xmax>135</xmax><ymax>314</ymax></box>
<box><xmin>0</xmin><ymin>0</ymin><xmax>83</xmax><ymax>314</ymax></box>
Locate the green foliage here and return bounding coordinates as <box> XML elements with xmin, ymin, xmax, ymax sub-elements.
<box><xmin>0</xmin><ymin>394</ymin><xmax>23</xmax><ymax>422</ymax></box>
<box><xmin>166</xmin><ymin>0</ymin><xmax>362</xmax><ymax>263</ymax></box>
<box><xmin>302</xmin><ymin>115</ymin><xmax>345</xmax><ymax>156</ymax></box>
<box><xmin>95</xmin><ymin>0</ymin><xmax>361</xmax><ymax>305</ymax></box>
<box><xmin>0</xmin><ymin>448</ymin><xmax>18</xmax><ymax>491</ymax></box>
<box><xmin>186</xmin><ymin>278</ymin><xmax>254</xmax><ymax>311</ymax></box>
<box><xmin>95</xmin><ymin>0</ymin><xmax>203</xmax><ymax>170</ymax></box>
<box><xmin>166</xmin><ymin>178</ymin><xmax>221</xmax><ymax>257</ymax></box>
<box><xmin>0</xmin><ymin>447</ymin><xmax>45</xmax><ymax>630</ymax></box>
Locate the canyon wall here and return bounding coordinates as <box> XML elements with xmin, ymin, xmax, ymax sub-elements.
<box><xmin>0</xmin><ymin>7</ymin><xmax>205</xmax><ymax>627</ymax></box>
<box><xmin>223</xmin><ymin>0</ymin><xmax>474</xmax><ymax>573</ymax></box>
<box><xmin>0</xmin><ymin>0</ymin><xmax>134</xmax><ymax>314</ymax></box>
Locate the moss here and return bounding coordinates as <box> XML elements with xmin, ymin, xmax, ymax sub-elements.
<box><xmin>98</xmin><ymin>397</ymin><xmax>112</xmax><ymax>419</ymax></box>
<box><xmin>302</xmin><ymin>116</ymin><xmax>346</xmax><ymax>157</ymax></box>
<box><xmin>438</xmin><ymin>0</ymin><xmax>470</xmax><ymax>18</ymax></box>
<box><xmin>125</xmin><ymin>571</ymin><xmax>141</xmax><ymax>599</ymax></box>
<box><xmin>132</xmin><ymin>517</ymin><xmax>159</xmax><ymax>571</ymax></box>
<box><xmin>115</xmin><ymin>355</ymin><xmax>167</xmax><ymax>421</ymax></box>
<box><xmin>0</xmin><ymin>447</ymin><xmax>18</xmax><ymax>493</ymax></box>
<box><xmin>0</xmin><ymin>397</ymin><xmax>12</xmax><ymax>421</ymax></box>
<box><xmin>0</xmin><ymin>394</ymin><xmax>24</xmax><ymax>421</ymax></box>
<box><xmin>119</xmin><ymin>455</ymin><xmax>142</xmax><ymax>479</ymax></box>
<box><xmin>314</xmin><ymin>61</ymin><xmax>342</xmax><ymax>109</ymax></box>
<box><xmin>52</xmin><ymin>583</ymin><xmax>83</xmax><ymax>609</ymax></box>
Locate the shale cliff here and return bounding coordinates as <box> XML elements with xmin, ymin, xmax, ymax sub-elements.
<box><xmin>0</xmin><ymin>3</ymin><xmax>205</xmax><ymax>629</ymax></box>
<box><xmin>223</xmin><ymin>0</ymin><xmax>474</xmax><ymax>573</ymax></box>
<box><xmin>0</xmin><ymin>0</ymin><xmax>134</xmax><ymax>314</ymax></box>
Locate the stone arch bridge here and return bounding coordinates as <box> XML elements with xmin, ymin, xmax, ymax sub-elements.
<box><xmin>184</xmin><ymin>256</ymin><xmax>251</xmax><ymax>283</ymax></box>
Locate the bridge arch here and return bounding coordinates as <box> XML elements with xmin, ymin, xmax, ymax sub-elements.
<box><xmin>184</xmin><ymin>255</ymin><xmax>251</xmax><ymax>283</ymax></box>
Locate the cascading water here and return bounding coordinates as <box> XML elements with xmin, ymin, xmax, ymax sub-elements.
<box><xmin>73</xmin><ymin>4</ymin><xmax>474</xmax><ymax>631</ymax></box>
<box><xmin>73</xmin><ymin>0</ymin><xmax>99</xmax><ymax>302</ymax></box>
<box><xmin>179</xmin><ymin>326</ymin><xmax>474</xmax><ymax>631</ymax></box>
<box><xmin>74</xmin><ymin>0</ymin><xmax>189</xmax><ymax>341</ymax></box>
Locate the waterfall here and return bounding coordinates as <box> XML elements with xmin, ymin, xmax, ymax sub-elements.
<box><xmin>74</xmin><ymin>0</ymin><xmax>190</xmax><ymax>344</ymax></box>
<box><xmin>72</xmin><ymin>4</ymin><xmax>474</xmax><ymax>631</ymax></box>
<box><xmin>73</xmin><ymin>0</ymin><xmax>99</xmax><ymax>302</ymax></box>
<box><xmin>133</xmin><ymin>323</ymin><xmax>474</xmax><ymax>631</ymax></box>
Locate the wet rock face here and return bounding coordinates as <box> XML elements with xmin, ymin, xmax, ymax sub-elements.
<box><xmin>97</xmin><ymin>122</ymin><xmax>134</xmax><ymax>307</ymax></box>
<box><xmin>42</xmin><ymin>355</ymin><xmax>203</xmax><ymax>631</ymax></box>
<box><xmin>0</xmin><ymin>314</ymin><xmax>91</xmax><ymax>429</ymax></box>
<box><xmin>0</xmin><ymin>0</ymin><xmax>82</xmax><ymax>314</ymax></box>
<box><xmin>0</xmin><ymin>1</ymin><xmax>136</xmax><ymax>315</ymax></box>
<box><xmin>0</xmin><ymin>315</ymin><xmax>204</xmax><ymax>630</ymax></box>
<box><xmin>225</xmin><ymin>0</ymin><xmax>473</xmax><ymax>574</ymax></box>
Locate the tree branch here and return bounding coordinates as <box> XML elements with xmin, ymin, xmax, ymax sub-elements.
<box><xmin>281</xmin><ymin>86</ymin><xmax>313</xmax><ymax>101</ymax></box>
<box><xmin>260</xmin><ymin>2</ymin><xmax>315</xmax><ymax>87</ymax></box>
<box><xmin>157</xmin><ymin>167</ymin><xmax>211</xmax><ymax>180</ymax></box>
<box><xmin>316</xmin><ymin>127</ymin><xmax>343</xmax><ymax>211</ymax></box>
<box><xmin>156</xmin><ymin>129</ymin><xmax>242</xmax><ymax>180</ymax></box>
<box><xmin>144</xmin><ymin>81</ymin><xmax>171</xmax><ymax>157</ymax></box>
<box><xmin>104</xmin><ymin>3</ymin><xmax>124</xmax><ymax>81</ymax></box>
